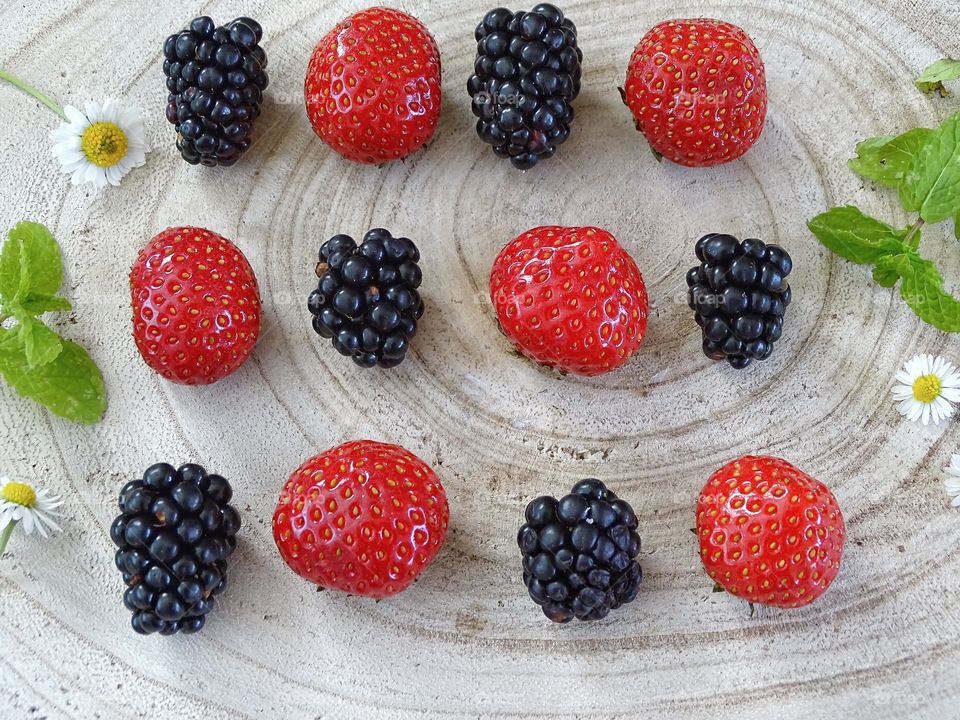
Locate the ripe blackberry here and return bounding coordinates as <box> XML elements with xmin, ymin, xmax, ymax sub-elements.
<box><xmin>110</xmin><ymin>463</ymin><xmax>240</xmax><ymax>636</ymax></box>
<box><xmin>309</xmin><ymin>230</ymin><xmax>424</xmax><ymax>369</ymax></box>
<box><xmin>468</xmin><ymin>4</ymin><xmax>582</xmax><ymax>170</ymax></box>
<box><xmin>163</xmin><ymin>16</ymin><xmax>269</xmax><ymax>167</ymax></box>
<box><xmin>687</xmin><ymin>234</ymin><xmax>793</xmax><ymax>370</ymax></box>
<box><xmin>518</xmin><ymin>479</ymin><xmax>642</xmax><ymax>623</ymax></box>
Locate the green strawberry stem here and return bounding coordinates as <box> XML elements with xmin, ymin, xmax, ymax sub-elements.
<box><xmin>0</xmin><ymin>521</ymin><xmax>17</xmax><ymax>556</ymax></box>
<box><xmin>0</xmin><ymin>69</ymin><xmax>66</xmax><ymax>120</ymax></box>
<box><xmin>905</xmin><ymin>217</ymin><xmax>925</xmax><ymax>249</ymax></box>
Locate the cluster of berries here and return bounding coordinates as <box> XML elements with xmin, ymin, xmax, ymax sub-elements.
<box><xmin>113</xmin><ymin>6</ymin><xmax>836</xmax><ymax>636</ymax></box>
<box><xmin>114</xmin><ymin>444</ymin><xmax>844</xmax><ymax>634</ymax></box>
<box><xmin>164</xmin><ymin>9</ymin><xmax>767</xmax><ymax>171</ymax></box>
<box><xmin>147</xmin><ymin>8</ymin><xmax>784</xmax><ymax>383</ymax></box>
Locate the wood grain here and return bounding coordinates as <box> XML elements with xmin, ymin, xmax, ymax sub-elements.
<box><xmin>1</xmin><ymin>0</ymin><xmax>959</xmax><ymax>718</ymax></box>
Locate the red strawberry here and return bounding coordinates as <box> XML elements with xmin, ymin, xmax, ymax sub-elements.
<box><xmin>130</xmin><ymin>227</ymin><xmax>261</xmax><ymax>385</ymax></box>
<box><xmin>622</xmin><ymin>18</ymin><xmax>767</xmax><ymax>167</ymax></box>
<box><xmin>489</xmin><ymin>226</ymin><xmax>648</xmax><ymax>377</ymax></box>
<box><xmin>696</xmin><ymin>455</ymin><xmax>845</xmax><ymax>609</ymax></box>
<box><xmin>304</xmin><ymin>7</ymin><xmax>442</xmax><ymax>164</ymax></box>
<box><xmin>273</xmin><ymin>440</ymin><xmax>449</xmax><ymax>599</ymax></box>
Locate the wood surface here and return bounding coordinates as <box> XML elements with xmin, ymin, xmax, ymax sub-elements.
<box><xmin>1</xmin><ymin>0</ymin><xmax>959</xmax><ymax>718</ymax></box>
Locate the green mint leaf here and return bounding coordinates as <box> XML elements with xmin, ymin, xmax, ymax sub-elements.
<box><xmin>899</xmin><ymin>112</ymin><xmax>960</xmax><ymax>222</ymax></box>
<box><xmin>848</xmin><ymin>135</ymin><xmax>895</xmax><ymax>185</ymax></box>
<box><xmin>883</xmin><ymin>129</ymin><xmax>936</xmax><ymax>180</ymax></box>
<box><xmin>872</xmin><ymin>256</ymin><xmax>902</xmax><ymax>288</ymax></box>
<box><xmin>0</xmin><ymin>330</ymin><xmax>106</xmax><ymax>424</ymax></box>
<box><xmin>19</xmin><ymin>296</ymin><xmax>71</xmax><ymax>315</ymax></box>
<box><xmin>880</xmin><ymin>253</ymin><xmax>960</xmax><ymax>332</ymax></box>
<box><xmin>848</xmin><ymin>129</ymin><xmax>932</xmax><ymax>187</ymax></box>
<box><xmin>916</xmin><ymin>58</ymin><xmax>960</xmax><ymax>96</ymax></box>
<box><xmin>0</xmin><ymin>232</ymin><xmax>20</xmax><ymax>300</ymax></box>
<box><xmin>955</xmin><ymin>211</ymin><xmax>960</xmax><ymax>241</ymax></box>
<box><xmin>807</xmin><ymin>206</ymin><xmax>910</xmax><ymax>264</ymax></box>
<box><xmin>17</xmin><ymin>316</ymin><xmax>63</xmax><ymax>368</ymax></box>
<box><xmin>0</xmin><ymin>221</ymin><xmax>63</xmax><ymax>303</ymax></box>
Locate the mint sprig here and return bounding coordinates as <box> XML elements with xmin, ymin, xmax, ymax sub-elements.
<box><xmin>0</xmin><ymin>222</ymin><xmax>106</xmax><ymax>423</ymax></box>
<box><xmin>808</xmin><ymin>111</ymin><xmax>960</xmax><ymax>333</ymax></box>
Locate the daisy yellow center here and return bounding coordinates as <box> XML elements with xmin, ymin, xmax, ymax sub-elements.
<box><xmin>912</xmin><ymin>373</ymin><xmax>942</xmax><ymax>404</ymax></box>
<box><xmin>80</xmin><ymin>121</ymin><xmax>128</xmax><ymax>167</ymax></box>
<box><xmin>1</xmin><ymin>482</ymin><xmax>36</xmax><ymax>508</ymax></box>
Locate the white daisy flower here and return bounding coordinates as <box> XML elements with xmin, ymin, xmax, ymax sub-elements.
<box><xmin>0</xmin><ymin>477</ymin><xmax>63</xmax><ymax>553</ymax></box>
<box><xmin>946</xmin><ymin>455</ymin><xmax>960</xmax><ymax>508</ymax></box>
<box><xmin>48</xmin><ymin>99</ymin><xmax>148</xmax><ymax>189</ymax></box>
<box><xmin>892</xmin><ymin>354</ymin><xmax>960</xmax><ymax>425</ymax></box>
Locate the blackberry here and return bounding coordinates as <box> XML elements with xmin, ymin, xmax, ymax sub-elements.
<box><xmin>687</xmin><ymin>234</ymin><xmax>793</xmax><ymax>369</ymax></box>
<box><xmin>468</xmin><ymin>4</ymin><xmax>582</xmax><ymax>170</ymax></box>
<box><xmin>308</xmin><ymin>230</ymin><xmax>424</xmax><ymax>369</ymax></box>
<box><xmin>518</xmin><ymin>479</ymin><xmax>642</xmax><ymax>623</ymax></box>
<box><xmin>163</xmin><ymin>16</ymin><xmax>269</xmax><ymax>167</ymax></box>
<box><xmin>110</xmin><ymin>463</ymin><xmax>240</xmax><ymax>635</ymax></box>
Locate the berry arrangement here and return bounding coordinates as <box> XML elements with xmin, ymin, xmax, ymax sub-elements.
<box><xmin>3</xmin><ymin>3</ymin><xmax>888</xmax><ymax>643</ymax></box>
<box><xmin>468</xmin><ymin>4</ymin><xmax>583</xmax><ymax>169</ymax></box>
<box><xmin>308</xmin><ymin>230</ymin><xmax>424</xmax><ymax>369</ymax></box>
<box><xmin>110</xmin><ymin>463</ymin><xmax>240</xmax><ymax>635</ymax></box>
<box><xmin>163</xmin><ymin>16</ymin><xmax>269</xmax><ymax>167</ymax></box>
<box><xmin>519</xmin><ymin>479</ymin><xmax>642</xmax><ymax>622</ymax></box>
<box><xmin>687</xmin><ymin>234</ymin><xmax>793</xmax><ymax>369</ymax></box>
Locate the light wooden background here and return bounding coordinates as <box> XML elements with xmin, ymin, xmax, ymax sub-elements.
<box><xmin>1</xmin><ymin>0</ymin><xmax>959</xmax><ymax>718</ymax></box>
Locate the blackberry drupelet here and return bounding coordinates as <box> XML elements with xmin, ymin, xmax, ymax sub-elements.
<box><xmin>518</xmin><ymin>479</ymin><xmax>642</xmax><ymax>623</ymax></box>
<box><xmin>308</xmin><ymin>230</ymin><xmax>424</xmax><ymax>369</ymax></box>
<box><xmin>110</xmin><ymin>463</ymin><xmax>240</xmax><ymax>635</ymax></box>
<box><xmin>163</xmin><ymin>16</ymin><xmax>269</xmax><ymax>166</ymax></box>
<box><xmin>468</xmin><ymin>4</ymin><xmax>582</xmax><ymax>170</ymax></box>
<box><xmin>687</xmin><ymin>234</ymin><xmax>793</xmax><ymax>369</ymax></box>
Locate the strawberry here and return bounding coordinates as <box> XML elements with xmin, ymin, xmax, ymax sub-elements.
<box><xmin>304</xmin><ymin>7</ymin><xmax>442</xmax><ymax>164</ymax></box>
<box><xmin>273</xmin><ymin>440</ymin><xmax>449</xmax><ymax>599</ymax></box>
<box><xmin>696</xmin><ymin>455</ymin><xmax>845</xmax><ymax>609</ymax></box>
<box><xmin>622</xmin><ymin>18</ymin><xmax>767</xmax><ymax>167</ymax></box>
<box><xmin>489</xmin><ymin>226</ymin><xmax>649</xmax><ymax>376</ymax></box>
<box><xmin>130</xmin><ymin>227</ymin><xmax>261</xmax><ymax>385</ymax></box>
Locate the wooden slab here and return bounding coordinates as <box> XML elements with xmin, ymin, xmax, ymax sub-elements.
<box><xmin>1</xmin><ymin>0</ymin><xmax>958</xmax><ymax>717</ymax></box>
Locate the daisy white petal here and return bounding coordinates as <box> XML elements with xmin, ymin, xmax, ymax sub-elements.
<box><xmin>892</xmin><ymin>386</ymin><xmax>913</xmax><ymax>400</ymax></box>
<box><xmin>49</xmin><ymin>126</ymin><xmax>77</xmax><ymax>143</ymax></box>
<box><xmin>933</xmin><ymin>396</ymin><xmax>955</xmax><ymax>422</ymax></box>
<box><xmin>63</xmin><ymin>104</ymin><xmax>88</xmax><ymax>127</ymax></box>
<box><xmin>18</xmin><ymin>509</ymin><xmax>34</xmax><ymax>535</ymax></box>
<box><xmin>945</xmin><ymin>455</ymin><xmax>960</xmax><ymax>508</ymax></box>
<box><xmin>941</xmin><ymin>387</ymin><xmax>960</xmax><ymax>403</ymax></box>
